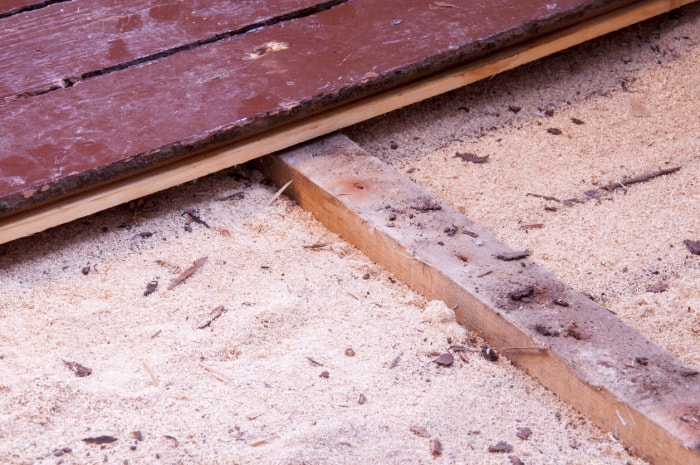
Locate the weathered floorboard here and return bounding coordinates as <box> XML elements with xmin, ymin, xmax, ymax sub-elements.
<box><xmin>256</xmin><ymin>133</ymin><xmax>700</xmax><ymax>465</ymax></box>
<box><xmin>0</xmin><ymin>0</ymin><xmax>339</xmax><ymax>99</ymax></box>
<box><xmin>0</xmin><ymin>0</ymin><xmax>648</xmax><ymax>215</ymax></box>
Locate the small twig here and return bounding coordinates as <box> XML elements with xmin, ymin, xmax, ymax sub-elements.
<box><xmin>197</xmin><ymin>305</ymin><xmax>226</xmax><ymax>329</ymax></box>
<box><xmin>167</xmin><ymin>256</ymin><xmax>208</xmax><ymax>290</ymax></box>
<box><xmin>264</xmin><ymin>180</ymin><xmax>293</xmax><ymax>208</ymax></box>
<box><xmin>495</xmin><ymin>250</ymin><xmax>531</xmax><ymax>261</ymax></box>
<box><xmin>601</xmin><ymin>166</ymin><xmax>680</xmax><ymax>192</ymax></box>
<box><xmin>142</xmin><ymin>361</ymin><xmax>159</xmax><ymax>387</ymax></box>
<box><xmin>182</xmin><ymin>209</ymin><xmax>211</xmax><ymax>228</ymax></box>
<box><xmin>250</xmin><ymin>435</ymin><xmax>279</xmax><ymax>447</ymax></box>
<box><xmin>198</xmin><ymin>362</ymin><xmax>230</xmax><ymax>383</ymax></box>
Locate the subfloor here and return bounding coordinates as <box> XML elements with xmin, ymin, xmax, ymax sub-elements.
<box><xmin>1</xmin><ymin>4</ymin><xmax>698</xmax><ymax>464</ymax></box>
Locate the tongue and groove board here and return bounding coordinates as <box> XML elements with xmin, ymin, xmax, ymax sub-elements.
<box><xmin>0</xmin><ymin>0</ymin><xmax>695</xmax><ymax>244</ymax></box>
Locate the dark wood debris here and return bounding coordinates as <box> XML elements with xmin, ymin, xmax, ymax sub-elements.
<box><xmin>389</xmin><ymin>353</ymin><xmax>402</xmax><ymax>369</ymax></box>
<box><xmin>410</xmin><ymin>425</ymin><xmax>431</xmax><ymax>438</ymax></box>
<box><xmin>63</xmin><ymin>360</ymin><xmax>92</xmax><ymax>377</ymax></box>
<box><xmin>455</xmin><ymin>152</ymin><xmax>489</xmax><ymax>164</ymax></box>
<box><xmin>684</xmin><ymin>239</ymin><xmax>700</xmax><ymax>255</ymax></box>
<box><xmin>508</xmin><ymin>105</ymin><xmax>521</xmax><ymax>113</ymax></box>
<box><xmin>519</xmin><ymin>223</ymin><xmax>543</xmax><ymax>231</ymax></box>
<box><xmin>495</xmin><ymin>250</ymin><xmax>530</xmax><ymax>261</ymax></box>
<box><xmin>571</xmin><ymin>117</ymin><xmax>585</xmax><ymax>125</ymax></box>
<box><xmin>535</xmin><ymin>324</ymin><xmax>559</xmax><ymax>337</ymax></box>
<box><xmin>197</xmin><ymin>305</ymin><xmax>226</xmax><ymax>329</ymax></box>
<box><xmin>306</xmin><ymin>357</ymin><xmax>323</xmax><ymax>367</ymax></box>
<box><xmin>516</xmin><ymin>426</ymin><xmax>532</xmax><ymax>440</ymax></box>
<box><xmin>83</xmin><ymin>436</ymin><xmax>118</xmax><ymax>445</ymax></box>
<box><xmin>488</xmin><ymin>441</ymin><xmax>513</xmax><ymax>453</ymax></box>
<box><xmin>216</xmin><ymin>191</ymin><xmax>246</xmax><ymax>201</ymax></box>
<box><xmin>430</xmin><ymin>438</ymin><xmax>443</xmax><ymax>457</ymax></box>
<box><xmin>182</xmin><ymin>209</ymin><xmax>211</xmax><ymax>229</ymax></box>
<box><xmin>547</xmin><ymin>128</ymin><xmax>562</xmax><ymax>135</ymax></box>
<box><xmin>509</xmin><ymin>285</ymin><xmax>535</xmax><ymax>301</ymax></box>
<box><xmin>509</xmin><ymin>456</ymin><xmax>525</xmax><ymax>465</ymax></box>
<box><xmin>319</xmin><ymin>370</ymin><xmax>330</xmax><ymax>378</ymax></box>
<box><xmin>130</xmin><ymin>431</ymin><xmax>144</xmax><ymax>441</ymax></box>
<box><xmin>564</xmin><ymin>322</ymin><xmax>591</xmax><ymax>341</ymax></box>
<box><xmin>358</xmin><ymin>393</ymin><xmax>367</xmax><ymax>405</ymax></box>
<box><xmin>433</xmin><ymin>352</ymin><xmax>454</xmax><ymax>366</ymax></box>
<box><xmin>167</xmin><ymin>256</ymin><xmax>208</xmax><ymax>290</ymax></box>
<box><xmin>143</xmin><ymin>280</ymin><xmax>158</xmax><ymax>296</ymax></box>
<box><xmin>52</xmin><ymin>447</ymin><xmax>72</xmax><ymax>457</ymax></box>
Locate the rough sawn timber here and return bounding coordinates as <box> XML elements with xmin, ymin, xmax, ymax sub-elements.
<box><xmin>257</xmin><ymin>134</ymin><xmax>700</xmax><ymax>465</ymax></box>
<box><xmin>0</xmin><ymin>0</ymin><xmax>694</xmax><ymax>246</ymax></box>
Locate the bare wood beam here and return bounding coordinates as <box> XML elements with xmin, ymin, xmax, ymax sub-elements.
<box><xmin>256</xmin><ymin>133</ymin><xmax>700</xmax><ymax>465</ymax></box>
<box><xmin>0</xmin><ymin>0</ymin><xmax>693</xmax><ymax>245</ymax></box>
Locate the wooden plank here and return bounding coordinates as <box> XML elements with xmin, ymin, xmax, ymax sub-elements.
<box><xmin>0</xmin><ymin>0</ymin><xmax>651</xmax><ymax>215</ymax></box>
<box><xmin>0</xmin><ymin>0</ymin><xmax>694</xmax><ymax>244</ymax></box>
<box><xmin>0</xmin><ymin>0</ymin><xmax>339</xmax><ymax>99</ymax></box>
<box><xmin>256</xmin><ymin>133</ymin><xmax>700</xmax><ymax>465</ymax></box>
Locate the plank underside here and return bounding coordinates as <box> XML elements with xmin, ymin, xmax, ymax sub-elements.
<box><xmin>0</xmin><ymin>0</ymin><xmax>695</xmax><ymax>245</ymax></box>
<box><xmin>257</xmin><ymin>133</ymin><xmax>700</xmax><ymax>465</ymax></box>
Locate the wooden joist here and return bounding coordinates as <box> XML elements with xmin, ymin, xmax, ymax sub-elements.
<box><xmin>0</xmin><ymin>0</ymin><xmax>695</xmax><ymax>245</ymax></box>
<box><xmin>256</xmin><ymin>133</ymin><xmax>700</xmax><ymax>465</ymax></box>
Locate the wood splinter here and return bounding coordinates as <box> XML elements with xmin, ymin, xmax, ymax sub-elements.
<box><xmin>167</xmin><ymin>256</ymin><xmax>208</xmax><ymax>290</ymax></box>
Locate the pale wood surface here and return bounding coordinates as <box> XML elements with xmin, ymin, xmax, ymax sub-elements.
<box><xmin>256</xmin><ymin>133</ymin><xmax>700</xmax><ymax>465</ymax></box>
<box><xmin>0</xmin><ymin>0</ymin><xmax>694</xmax><ymax>244</ymax></box>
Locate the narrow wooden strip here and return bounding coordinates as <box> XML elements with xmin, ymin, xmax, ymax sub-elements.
<box><xmin>0</xmin><ymin>0</ymin><xmax>693</xmax><ymax>244</ymax></box>
<box><xmin>0</xmin><ymin>0</ymin><xmax>335</xmax><ymax>98</ymax></box>
<box><xmin>256</xmin><ymin>134</ymin><xmax>700</xmax><ymax>465</ymax></box>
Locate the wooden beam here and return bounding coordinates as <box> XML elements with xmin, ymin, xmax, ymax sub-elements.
<box><xmin>0</xmin><ymin>0</ymin><xmax>694</xmax><ymax>245</ymax></box>
<box><xmin>256</xmin><ymin>133</ymin><xmax>700</xmax><ymax>465</ymax></box>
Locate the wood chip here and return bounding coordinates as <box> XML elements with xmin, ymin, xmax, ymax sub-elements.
<box><xmin>509</xmin><ymin>456</ymin><xmax>525</xmax><ymax>465</ymax></box>
<box><xmin>197</xmin><ymin>305</ymin><xmax>225</xmax><ymax>329</ymax></box>
<box><xmin>410</xmin><ymin>426</ymin><xmax>430</xmax><ymax>438</ymax></box>
<box><xmin>495</xmin><ymin>250</ymin><xmax>530</xmax><ymax>261</ymax></box>
<box><xmin>516</xmin><ymin>426</ymin><xmax>533</xmax><ymax>440</ymax></box>
<box><xmin>509</xmin><ymin>285</ymin><xmax>535</xmax><ymax>301</ymax></box>
<box><xmin>83</xmin><ymin>436</ymin><xmax>118</xmax><ymax>445</ymax></box>
<box><xmin>519</xmin><ymin>223</ymin><xmax>543</xmax><ymax>230</ymax></box>
<box><xmin>455</xmin><ymin>152</ymin><xmax>489</xmax><ymax>164</ymax></box>
<box><xmin>547</xmin><ymin>127</ymin><xmax>562</xmax><ymax>135</ymax></box>
<box><xmin>433</xmin><ymin>352</ymin><xmax>454</xmax><ymax>366</ymax></box>
<box><xmin>143</xmin><ymin>280</ymin><xmax>158</xmax><ymax>296</ymax></box>
<box><xmin>306</xmin><ymin>356</ymin><xmax>323</xmax><ymax>367</ymax></box>
<box><xmin>488</xmin><ymin>441</ymin><xmax>513</xmax><ymax>453</ymax></box>
<box><xmin>430</xmin><ymin>438</ymin><xmax>443</xmax><ymax>456</ymax></box>
<box><xmin>63</xmin><ymin>360</ymin><xmax>92</xmax><ymax>377</ymax></box>
<box><xmin>684</xmin><ymin>239</ymin><xmax>700</xmax><ymax>255</ymax></box>
<box><xmin>167</xmin><ymin>256</ymin><xmax>208</xmax><ymax>290</ymax></box>
<box><xmin>358</xmin><ymin>393</ymin><xmax>367</xmax><ymax>405</ymax></box>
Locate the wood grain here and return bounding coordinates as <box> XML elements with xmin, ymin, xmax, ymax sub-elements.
<box><xmin>257</xmin><ymin>133</ymin><xmax>700</xmax><ymax>465</ymax></box>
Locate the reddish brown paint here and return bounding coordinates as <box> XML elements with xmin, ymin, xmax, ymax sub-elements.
<box><xmin>0</xmin><ymin>0</ymin><xmax>639</xmax><ymax>216</ymax></box>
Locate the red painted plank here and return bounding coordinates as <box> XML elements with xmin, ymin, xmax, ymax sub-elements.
<box><xmin>0</xmin><ymin>0</ymin><xmax>340</xmax><ymax>99</ymax></box>
<box><xmin>0</xmin><ymin>0</ymin><xmax>641</xmax><ymax>216</ymax></box>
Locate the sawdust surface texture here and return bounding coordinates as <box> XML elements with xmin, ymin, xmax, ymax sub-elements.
<box><xmin>1</xmin><ymin>4</ymin><xmax>699</xmax><ymax>465</ymax></box>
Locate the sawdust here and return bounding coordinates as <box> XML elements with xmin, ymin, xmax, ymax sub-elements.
<box><xmin>1</xmin><ymin>4</ymin><xmax>699</xmax><ymax>464</ymax></box>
